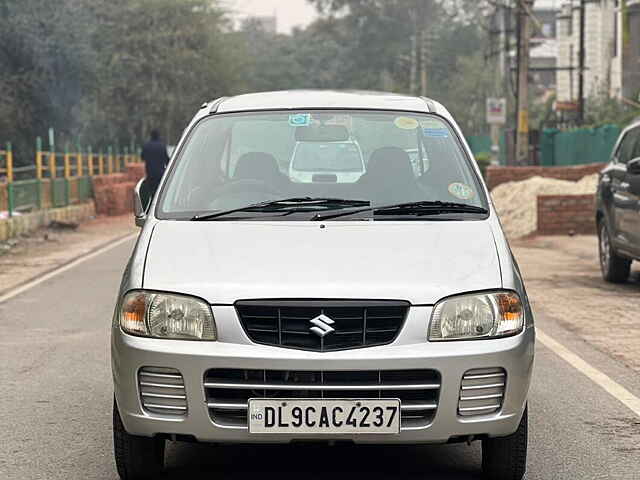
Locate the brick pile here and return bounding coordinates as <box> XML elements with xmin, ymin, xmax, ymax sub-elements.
<box><xmin>537</xmin><ymin>194</ymin><xmax>596</xmax><ymax>235</ymax></box>
<box><xmin>486</xmin><ymin>163</ymin><xmax>605</xmax><ymax>190</ymax></box>
<box><xmin>491</xmin><ymin>174</ymin><xmax>598</xmax><ymax>238</ymax></box>
<box><xmin>92</xmin><ymin>165</ymin><xmax>144</xmax><ymax>216</ymax></box>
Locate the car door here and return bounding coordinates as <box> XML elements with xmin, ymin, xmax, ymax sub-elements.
<box><xmin>610</xmin><ymin>126</ymin><xmax>640</xmax><ymax>252</ymax></box>
<box><xmin>624</xmin><ymin>129</ymin><xmax>640</xmax><ymax>254</ymax></box>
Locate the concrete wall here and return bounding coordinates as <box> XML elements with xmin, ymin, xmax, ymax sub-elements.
<box><xmin>0</xmin><ymin>202</ymin><xmax>96</xmax><ymax>242</ymax></box>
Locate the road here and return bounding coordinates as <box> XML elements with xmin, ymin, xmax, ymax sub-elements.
<box><xmin>1</xmin><ymin>238</ymin><xmax>639</xmax><ymax>479</ymax></box>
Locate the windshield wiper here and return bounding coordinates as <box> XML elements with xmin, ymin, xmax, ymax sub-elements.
<box><xmin>313</xmin><ymin>201</ymin><xmax>489</xmax><ymax>221</ymax></box>
<box><xmin>191</xmin><ymin>197</ymin><xmax>371</xmax><ymax>221</ymax></box>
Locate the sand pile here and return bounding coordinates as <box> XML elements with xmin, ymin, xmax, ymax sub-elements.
<box><xmin>491</xmin><ymin>174</ymin><xmax>598</xmax><ymax>238</ymax></box>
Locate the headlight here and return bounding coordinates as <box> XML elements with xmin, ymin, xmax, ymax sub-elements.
<box><xmin>428</xmin><ymin>291</ymin><xmax>524</xmax><ymax>341</ymax></box>
<box><xmin>120</xmin><ymin>290</ymin><xmax>216</xmax><ymax>340</ymax></box>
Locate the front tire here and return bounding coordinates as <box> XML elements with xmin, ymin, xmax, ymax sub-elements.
<box><xmin>482</xmin><ymin>406</ymin><xmax>528</xmax><ymax>480</ymax></box>
<box><xmin>598</xmin><ymin>221</ymin><xmax>631</xmax><ymax>283</ymax></box>
<box><xmin>113</xmin><ymin>399</ymin><xmax>165</xmax><ymax>480</ymax></box>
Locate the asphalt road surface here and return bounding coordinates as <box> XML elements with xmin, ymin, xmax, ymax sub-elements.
<box><xmin>1</xmin><ymin>238</ymin><xmax>639</xmax><ymax>479</ymax></box>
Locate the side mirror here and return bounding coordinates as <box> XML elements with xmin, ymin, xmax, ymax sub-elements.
<box><xmin>628</xmin><ymin>157</ymin><xmax>640</xmax><ymax>175</ymax></box>
<box><xmin>134</xmin><ymin>178</ymin><xmax>150</xmax><ymax>227</ymax></box>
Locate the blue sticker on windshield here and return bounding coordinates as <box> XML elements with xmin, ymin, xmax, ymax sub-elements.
<box><xmin>289</xmin><ymin>113</ymin><xmax>311</xmax><ymax>127</ymax></box>
<box><xmin>424</xmin><ymin>128</ymin><xmax>449</xmax><ymax>138</ymax></box>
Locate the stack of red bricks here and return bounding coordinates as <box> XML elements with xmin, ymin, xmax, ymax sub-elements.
<box><xmin>92</xmin><ymin>164</ymin><xmax>145</xmax><ymax>216</ymax></box>
<box><xmin>486</xmin><ymin>163</ymin><xmax>605</xmax><ymax>190</ymax></box>
<box><xmin>537</xmin><ymin>194</ymin><xmax>596</xmax><ymax>235</ymax></box>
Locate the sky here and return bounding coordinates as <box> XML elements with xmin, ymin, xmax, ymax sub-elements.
<box><xmin>225</xmin><ymin>0</ymin><xmax>319</xmax><ymax>33</ymax></box>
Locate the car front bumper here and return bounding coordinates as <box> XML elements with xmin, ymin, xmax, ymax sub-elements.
<box><xmin>112</xmin><ymin>306</ymin><xmax>534</xmax><ymax>445</ymax></box>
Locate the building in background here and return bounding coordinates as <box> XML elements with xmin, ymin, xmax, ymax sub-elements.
<box><xmin>530</xmin><ymin>3</ymin><xmax>560</xmax><ymax>98</ymax></box>
<box><xmin>556</xmin><ymin>0</ymin><xmax>640</xmax><ymax>106</ymax></box>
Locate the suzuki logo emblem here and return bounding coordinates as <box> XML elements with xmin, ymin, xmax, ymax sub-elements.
<box><xmin>309</xmin><ymin>314</ymin><xmax>335</xmax><ymax>337</ymax></box>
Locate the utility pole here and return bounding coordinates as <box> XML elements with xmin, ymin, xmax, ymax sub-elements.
<box><xmin>420</xmin><ymin>28</ymin><xmax>429</xmax><ymax>97</ymax></box>
<box><xmin>410</xmin><ymin>31</ymin><xmax>418</xmax><ymax>95</ymax></box>
<box><xmin>515</xmin><ymin>0</ymin><xmax>533</xmax><ymax>165</ymax></box>
<box><xmin>419</xmin><ymin>1</ymin><xmax>430</xmax><ymax>97</ymax></box>
<box><xmin>577</xmin><ymin>0</ymin><xmax>586</xmax><ymax>124</ymax></box>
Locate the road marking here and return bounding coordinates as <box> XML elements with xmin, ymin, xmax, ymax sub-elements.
<box><xmin>0</xmin><ymin>233</ymin><xmax>137</xmax><ymax>305</ymax></box>
<box><xmin>538</xmin><ymin>329</ymin><xmax>640</xmax><ymax>418</ymax></box>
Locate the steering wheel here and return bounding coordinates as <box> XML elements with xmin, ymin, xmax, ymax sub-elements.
<box><xmin>207</xmin><ymin>179</ymin><xmax>284</xmax><ymax>209</ymax></box>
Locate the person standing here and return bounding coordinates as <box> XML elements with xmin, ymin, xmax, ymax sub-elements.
<box><xmin>141</xmin><ymin>129</ymin><xmax>170</xmax><ymax>197</ymax></box>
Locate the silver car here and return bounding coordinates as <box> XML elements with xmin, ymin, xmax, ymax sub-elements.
<box><xmin>112</xmin><ymin>90</ymin><xmax>535</xmax><ymax>480</ymax></box>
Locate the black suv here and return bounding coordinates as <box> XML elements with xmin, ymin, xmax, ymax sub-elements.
<box><xmin>596</xmin><ymin>121</ymin><xmax>640</xmax><ymax>282</ymax></box>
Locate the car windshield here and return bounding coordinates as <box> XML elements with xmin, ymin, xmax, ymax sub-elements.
<box><xmin>292</xmin><ymin>142</ymin><xmax>363</xmax><ymax>172</ymax></box>
<box><xmin>158</xmin><ymin>110</ymin><xmax>488</xmax><ymax>219</ymax></box>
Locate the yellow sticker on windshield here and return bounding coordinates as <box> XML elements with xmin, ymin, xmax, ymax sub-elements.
<box><xmin>394</xmin><ymin>117</ymin><xmax>419</xmax><ymax>130</ymax></box>
<box><xmin>448</xmin><ymin>182</ymin><xmax>475</xmax><ymax>200</ymax></box>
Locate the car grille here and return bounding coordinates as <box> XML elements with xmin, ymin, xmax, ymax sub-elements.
<box><xmin>235</xmin><ymin>300</ymin><xmax>409</xmax><ymax>352</ymax></box>
<box><xmin>204</xmin><ymin>368</ymin><xmax>441</xmax><ymax>430</ymax></box>
<box><xmin>138</xmin><ymin>367</ymin><xmax>187</xmax><ymax>416</ymax></box>
<box><xmin>458</xmin><ymin>368</ymin><xmax>506</xmax><ymax>416</ymax></box>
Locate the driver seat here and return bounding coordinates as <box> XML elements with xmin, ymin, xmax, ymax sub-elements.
<box><xmin>358</xmin><ymin>147</ymin><xmax>424</xmax><ymax>204</ymax></box>
<box><xmin>234</xmin><ymin>152</ymin><xmax>288</xmax><ymax>189</ymax></box>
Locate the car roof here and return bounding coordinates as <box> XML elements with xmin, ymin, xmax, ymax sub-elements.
<box><xmin>214</xmin><ymin>90</ymin><xmax>435</xmax><ymax>114</ymax></box>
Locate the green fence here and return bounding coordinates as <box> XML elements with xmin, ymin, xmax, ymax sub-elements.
<box><xmin>467</xmin><ymin>134</ymin><xmax>508</xmax><ymax>165</ymax></box>
<box><xmin>9</xmin><ymin>180</ymin><xmax>41</xmax><ymax>212</ymax></box>
<box><xmin>1</xmin><ymin>138</ymin><xmax>140</xmax><ymax>218</ymax></box>
<box><xmin>539</xmin><ymin>124</ymin><xmax>621</xmax><ymax>166</ymax></box>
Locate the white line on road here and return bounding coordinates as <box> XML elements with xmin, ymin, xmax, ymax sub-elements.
<box><xmin>0</xmin><ymin>233</ymin><xmax>137</xmax><ymax>305</ymax></box>
<box><xmin>537</xmin><ymin>329</ymin><xmax>640</xmax><ymax>418</ymax></box>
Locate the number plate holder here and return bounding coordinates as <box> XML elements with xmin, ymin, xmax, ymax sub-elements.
<box><xmin>248</xmin><ymin>399</ymin><xmax>401</xmax><ymax>434</ymax></box>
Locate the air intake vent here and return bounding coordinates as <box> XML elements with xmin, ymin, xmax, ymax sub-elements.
<box><xmin>138</xmin><ymin>367</ymin><xmax>187</xmax><ymax>416</ymax></box>
<box><xmin>204</xmin><ymin>368</ymin><xmax>441</xmax><ymax>430</ymax></box>
<box><xmin>458</xmin><ymin>368</ymin><xmax>506</xmax><ymax>417</ymax></box>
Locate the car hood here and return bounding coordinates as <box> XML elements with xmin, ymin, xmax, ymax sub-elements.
<box><xmin>143</xmin><ymin>220</ymin><xmax>502</xmax><ymax>305</ymax></box>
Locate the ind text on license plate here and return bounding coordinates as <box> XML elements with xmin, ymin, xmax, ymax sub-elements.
<box><xmin>248</xmin><ymin>399</ymin><xmax>401</xmax><ymax>434</ymax></box>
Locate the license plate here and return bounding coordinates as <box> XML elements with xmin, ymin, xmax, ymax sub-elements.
<box><xmin>248</xmin><ymin>399</ymin><xmax>401</xmax><ymax>434</ymax></box>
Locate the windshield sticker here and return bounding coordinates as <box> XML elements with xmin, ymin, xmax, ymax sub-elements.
<box><xmin>420</xmin><ymin>118</ymin><xmax>445</xmax><ymax>129</ymax></box>
<box><xmin>423</xmin><ymin>128</ymin><xmax>449</xmax><ymax>138</ymax></box>
<box><xmin>289</xmin><ymin>113</ymin><xmax>311</xmax><ymax>127</ymax></box>
<box><xmin>394</xmin><ymin>117</ymin><xmax>419</xmax><ymax>130</ymax></box>
<box><xmin>448</xmin><ymin>182</ymin><xmax>475</xmax><ymax>200</ymax></box>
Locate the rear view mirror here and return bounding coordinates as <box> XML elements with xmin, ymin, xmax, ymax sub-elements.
<box><xmin>628</xmin><ymin>157</ymin><xmax>640</xmax><ymax>175</ymax></box>
<box><xmin>134</xmin><ymin>178</ymin><xmax>150</xmax><ymax>227</ymax></box>
<box><xmin>295</xmin><ymin>125</ymin><xmax>350</xmax><ymax>142</ymax></box>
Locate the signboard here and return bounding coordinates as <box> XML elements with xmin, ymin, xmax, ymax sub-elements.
<box><xmin>486</xmin><ymin>98</ymin><xmax>507</xmax><ymax>125</ymax></box>
<box><xmin>555</xmin><ymin>101</ymin><xmax>579</xmax><ymax>112</ymax></box>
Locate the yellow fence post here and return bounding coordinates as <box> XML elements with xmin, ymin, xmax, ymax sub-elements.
<box><xmin>49</xmin><ymin>150</ymin><xmax>56</xmax><ymax>179</ymax></box>
<box><xmin>64</xmin><ymin>143</ymin><xmax>71</xmax><ymax>178</ymax></box>
<box><xmin>36</xmin><ymin>137</ymin><xmax>43</xmax><ymax>180</ymax></box>
<box><xmin>77</xmin><ymin>147</ymin><xmax>83</xmax><ymax>177</ymax></box>
<box><xmin>88</xmin><ymin>146</ymin><xmax>93</xmax><ymax>176</ymax></box>
<box><xmin>99</xmin><ymin>150</ymin><xmax>104</xmax><ymax>175</ymax></box>
<box><xmin>6</xmin><ymin>142</ymin><xmax>13</xmax><ymax>183</ymax></box>
<box><xmin>108</xmin><ymin>146</ymin><xmax>113</xmax><ymax>174</ymax></box>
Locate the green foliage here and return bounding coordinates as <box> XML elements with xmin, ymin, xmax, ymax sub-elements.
<box><xmin>584</xmin><ymin>94</ymin><xmax>640</xmax><ymax>128</ymax></box>
<box><xmin>0</xmin><ymin>0</ymin><xmax>240</xmax><ymax>164</ymax></box>
<box><xmin>0</xmin><ymin>0</ymin><xmax>497</xmax><ymax>164</ymax></box>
